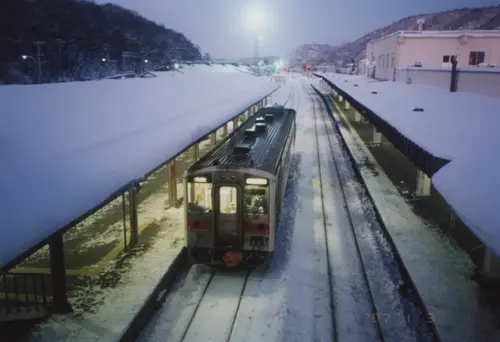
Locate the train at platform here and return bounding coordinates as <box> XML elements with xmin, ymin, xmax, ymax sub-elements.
<box><xmin>184</xmin><ymin>105</ymin><xmax>296</xmax><ymax>268</ymax></box>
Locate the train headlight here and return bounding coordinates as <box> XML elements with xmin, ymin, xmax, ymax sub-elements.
<box><xmin>246</xmin><ymin>178</ymin><xmax>267</xmax><ymax>185</ymax></box>
<box><xmin>194</xmin><ymin>177</ymin><xmax>207</xmax><ymax>183</ymax></box>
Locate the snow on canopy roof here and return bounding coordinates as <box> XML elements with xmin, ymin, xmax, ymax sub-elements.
<box><xmin>397</xmin><ymin>66</ymin><xmax>500</xmax><ymax>74</ymax></box>
<box><xmin>318</xmin><ymin>73</ymin><xmax>500</xmax><ymax>256</ymax></box>
<box><xmin>0</xmin><ymin>70</ymin><xmax>277</xmax><ymax>270</ymax></box>
<box><xmin>174</xmin><ymin>64</ymin><xmax>250</xmax><ymax>75</ymax></box>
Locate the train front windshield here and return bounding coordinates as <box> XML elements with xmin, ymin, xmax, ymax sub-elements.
<box><xmin>244</xmin><ymin>185</ymin><xmax>268</xmax><ymax>215</ymax></box>
<box><xmin>187</xmin><ymin>176</ymin><xmax>269</xmax><ymax>235</ymax></box>
<box><xmin>243</xmin><ymin>178</ymin><xmax>269</xmax><ymax>235</ymax></box>
<box><xmin>188</xmin><ymin>179</ymin><xmax>212</xmax><ymax>213</ymax></box>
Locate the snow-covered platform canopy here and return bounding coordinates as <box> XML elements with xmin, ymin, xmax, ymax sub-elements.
<box><xmin>315</xmin><ymin>73</ymin><xmax>500</xmax><ymax>257</ymax></box>
<box><xmin>0</xmin><ymin>66</ymin><xmax>277</xmax><ymax>270</ymax></box>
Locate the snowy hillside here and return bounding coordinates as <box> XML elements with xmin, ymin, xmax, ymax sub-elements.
<box><xmin>291</xmin><ymin>4</ymin><xmax>500</xmax><ymax>65</ymax></box>
<box><xmin>0</xmin><ymin>0</ymin><xmax>202</xmax><ymax>84</ymax></box>
<box><xmin>289</xmin><ymin>44</ymin><xmax>340</xmax><ymax>65</ymax></box>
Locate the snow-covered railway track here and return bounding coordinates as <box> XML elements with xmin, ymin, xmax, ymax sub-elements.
<box><xmin>135</xmin><ymin>78</ymin><xmax>438</xmax><ymax>342</ymax></box>
<box><xmin>137</xmin><ymin>266</ymin><xmax>251</xmax><ymax>342</ymax></box>
<box><xmin>308</xmin><ymin>83</ymin><xmax>437</xmax><ymax>342</ymax></box>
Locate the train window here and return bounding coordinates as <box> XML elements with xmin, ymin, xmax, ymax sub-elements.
<box><xmin>219</xmin><ymin>186</ymin><xmax>237</xmax><ymax>214</ymax></box>
<box><xmin>188</xmin><ymin>182</ymin><xmax>212</xmax><ymax>213</ymax></box>
<box><xmin>244</xmin><ymin>185</ymin><xmax>268</xmax><ymax>215</ymax></box>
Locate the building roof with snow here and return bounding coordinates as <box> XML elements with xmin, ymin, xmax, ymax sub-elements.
<box><xmin>371</xmin><ymin>29</ymin><xmax>500</xmax><ymax>43</ymax></box>
<box><xmin>0</xmin><ymin>65</ymin><xmax>277</xmax><ymax>270</ymax></box>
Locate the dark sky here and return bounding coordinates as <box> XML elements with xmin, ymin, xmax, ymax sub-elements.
<box><xmin>95</xmin><ymin>0</ymin><xmax>499</xmax><ymax>59</ymax></box>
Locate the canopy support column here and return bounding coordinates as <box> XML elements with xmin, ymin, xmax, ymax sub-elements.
<box><xmin>361</xmin><ymin>110</ymin><xmax>368</xmax><ymax>123</ymax></box>
<box><xmin>168</xmin><ymin>159</ymin><xmax>177</xmax><ymax>207</ymax></box>
<box><xmin>49</xmin><ymin>235</ymin><xmax>71</xmax><ymax>313</ymax></box>
<box><xmin>483</xmin><ymin>249</ymin><xmax>500</xmax><ymax>279</ymax></box>
<box><xmin>354</xmin><ymin>110</ymin><xmax>362</xmax><ymax>122</ymax></box>
<box><xmin>223</xmin><ymin>124</ymin><xmax>228</xmax><ymax>137</ymax></box>
<box><xmin>372</xmin><ymin>126</ymin><xmax>382</xmax><ymax>145</ymax></box>
<box><xmin>232</xmin><ymin>117</ymin><xmax>238</xmax><ymax>130</ymax></box>
<box><xmin>345</xmin><ymin>101</ymin><xmax>350</xmax><ymax>110</ymax></box>
<box><xmin>210</xmin><ymin>132</ymin><xmax>216</xmax><ymax>146</ymax></box>
<box><xmin>449</xmin><ymin>209</ymin><xmax>456</xmax><ymax>230</ymax></box>
<box><xmin>128</xmin><ymin>186</ymin><xmax>139</xmax><ymax>247</ymax></box>
<box><xmin>416</xmin><ymin>170</ymin><xmax>431</xmax><ymax>197</ymax></box>
<box><xmin>192</xmin><ymin>143</ymin><xmax>199</xmax><ymax>161</ymax></box>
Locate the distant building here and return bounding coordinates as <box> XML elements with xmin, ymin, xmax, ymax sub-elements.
<box><xmin>361</xmin><ymin>19</ymin><xmax>500</xmax><ymax>80</ymax></box>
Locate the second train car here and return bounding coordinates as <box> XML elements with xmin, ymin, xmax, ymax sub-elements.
<box><xmin>184</xmin><ymin>105</ymin><xmax>296</xmax><ymax>267</ymax></box>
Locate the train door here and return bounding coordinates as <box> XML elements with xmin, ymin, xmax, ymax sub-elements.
<box><xmin>214</xmin><ymin>185</ymin><xmax>242</xmax><ymax>248</ymax></box>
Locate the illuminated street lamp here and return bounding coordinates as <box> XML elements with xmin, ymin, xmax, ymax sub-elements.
<box><xmin>254</xmin><ymin>36</ymin><xmax>263</xmax><ymax>61</ymax></box>
<box><xmin>144</xmin><ymin>59</ymin><xmax>149</xmax><ymax>63</ymax></box>
<box><xmin>246</xmin><ymin>7</ymin><xmax>267</xmax><ymax>62</ymax></box>
<box><xmin>20</xmin><ymin>54</ymin><xmax>43</xmax><ymax>83</ymax></box>
<box><xmin>246</xmin><ymin>8</ymin><xmax>267</xmax><ymax>31</ymax></box>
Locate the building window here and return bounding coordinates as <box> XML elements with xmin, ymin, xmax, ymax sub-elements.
<box><xmin>386</xmin><ymin>53</ymin><xmax>389</xmax><ymax>68</ymax></box>
<box><xmin>443</xmin><ymin>55</ymin><xmax>458</xmax><ymax>64</ymax></box>
<box><xmin>469</xmin><ymin>51</ymin><xmax>485</xmax><ymax>65</ymax></box>
<box><xmin>391</xmin><ymin>53</ymin><xmax>395</xmax><ymax>67</ymax></box>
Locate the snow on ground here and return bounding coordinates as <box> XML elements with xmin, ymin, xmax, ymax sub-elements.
<box><xmin>317</xmin><ymin>86</ymin><xmax>500</xmax><ymax>341</ymax></box>
<box><xmin>139</xmin><ymin>77</ymin><xmax>370</xmax><ymax>342</ymax></box>
<box><xmin>141</xmin><ymin>77</ymin><xmax>420</xmax><ymax>342</ymax></box>
<box><xmin>232</xmin><ymin>79</ymin><xmax>324</xmax><ymax>342</ymax></box>
<box><xmin>317</xmin><ymin>72</ymin><xmax>500</xmax><ymax>258</ymax></box>
<box><xmin>0</xmin><ymin>69</ymin><xmax>278</xmax><ymax>269</ymax></box>
<box><xmin>268</xmin><ymin>79</ymin><xmax>294</xmax><ymax>107</ymax></box>
<box><xmin>314</xmin><ymin>87</ymin><xmax>427</xmax><ymax>341</ymax></box>
<box><xmin>28</xmin><ymin>207</ymin><xmax>184</xmax><ymax>342</ymax></box>
<box><xmin>310</xmin><ymin>86</ymin><xmax>381</xmax><ymax>342</ymax></box>
<box><xmin>141</xmin><ymin>267</ymin><xmax>252</xmax><ymax>342</ymax></box>
<box><xmin>137</xmin><ymin>78</ymin><xmax>321</xmax><ymax>342</ymax></box>
<box><xmin>136</xmin><ymin>265</ymin><xmax>213</xmax><ymax>342</ymax></box>
<box><xmin>179</xmin><ymin>270</ymin><xmax>247</xmax><ymax>341</ymax></box>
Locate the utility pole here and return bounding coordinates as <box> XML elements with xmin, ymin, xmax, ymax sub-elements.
<box><xmin>33</xmin><ymin>41</ymin><xmax>46</xmax><ymax>83</ymax></box>
<box><xmin>254</xmin><ymin>37</ymin><xmax>259</xmax><ymax>60</ymax></box>
<box><xmin>254</xmin><ymin>36</ymin><xmax>263</xmax><ymax>64</ymax></box>
<box><xmin>121</xmin><ymin>51</ymin><xmax>137</xmax><ymax>72</ymax></box>
<box><xmin>104</xmin><ymin>43</ymin><xmax>110</xmax><ymax>61</ymax></box>
<box><xmin>55</xmin><ymin>39</ymin><xmax>65</xmax><ymax>79</ymax></box>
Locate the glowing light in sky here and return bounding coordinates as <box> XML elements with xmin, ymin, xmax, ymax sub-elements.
<box><xmin>245</xmin><ymin>7</ymin><xmax>267</xmax><ymax>32</ymax></box>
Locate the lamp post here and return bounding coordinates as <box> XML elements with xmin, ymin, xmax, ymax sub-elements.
<box><xmin>254</xmin><ymin>36</ymin><xmax>263</xmax><ymax>61</ymax></box>
<box><xmin>21</xmin><ymin>54</ymin><xmax>42</xmax><ymax>84</ymax></box>
<box><xmin>33</xmin><ymin>41</ymin><xmax>46</xmax><ymax>83</ymax></box>
<box><xmin>246</xmin><ymin>7</ymin><xmax>267</xmax><ymax>65</ymax></box>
